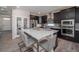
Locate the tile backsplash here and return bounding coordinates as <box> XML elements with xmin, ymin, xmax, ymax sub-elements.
<box><xmin>75</xmin><ymin>23</ymin><xmax>79</xmax><ymax>29</ymax></box>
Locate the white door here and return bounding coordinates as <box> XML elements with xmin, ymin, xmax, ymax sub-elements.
<box><xmin>2</xmin><ymin>18</ymin><xmax>11</xmax><ymax>31</ymax></box>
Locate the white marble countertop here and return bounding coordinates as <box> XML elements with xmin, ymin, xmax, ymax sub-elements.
<box><xmin>75</xmin><ymin>23</ymin><xmax>79</xmax><ymax>31</ymax></box>
<box><xmin>51</xmin><ymin>26</ymin><xmax>61</xmax><ymax>29</ymax></box>
<box><xmin>22</xmin><ymin>28</ymin><xmax>58</xmax><ymax>42</ymax></box>
<box><xmin>75</xmin><ymin>29</ymin><xmax>79</xmax><ymax>31</ymax></box>
<box><xmin>46</xmin><ymin>26</ymin><xmax>61</xmax><ymax>29</ymax></box>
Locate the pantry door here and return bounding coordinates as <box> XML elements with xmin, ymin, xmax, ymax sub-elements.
<box><xmin>2</xmin><ymin>18</ymin><xmax>11</xmax><ymax>31</ymax></box>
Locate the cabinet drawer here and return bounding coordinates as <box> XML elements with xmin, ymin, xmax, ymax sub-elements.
<box><xmin>75</xmin><ymin>31</ymin><xmax>79</xmax><ymax>42</ymax></box>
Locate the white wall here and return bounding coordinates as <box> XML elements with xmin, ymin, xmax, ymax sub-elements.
<box><xmin>12</xmin><ymin>9</ymin><xmax>30</xmax><ymax>39</ymax></box>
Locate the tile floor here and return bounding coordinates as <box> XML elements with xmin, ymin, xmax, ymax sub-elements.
<box><xmin>55</xmin><ymin>38</ymin><xmax>79</xmax><ymax>52</ymax></box>
<box><xmin>0</xmin><ymin>31</ymin><xmax>20</xmax><ymax>52</ymax></box>
<box><xmin>0</xmin><ymin>31</ymin><xmax>79</xmax><ymax>52</ymax></box>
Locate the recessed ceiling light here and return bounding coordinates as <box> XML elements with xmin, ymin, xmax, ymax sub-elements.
<box><xmin>16</xmin><ymin>6</ymin><xmax>20</xmax><ymax>8</ymax></box>
<box><xmin>1</xmin><ymin>8</ymin><xmax>5</xmax><ymax>10</ymax></box>
<box><xmin>38</xmin><ymin>12</ymin><xmax>40</xmax><ymax>14</ymax></box>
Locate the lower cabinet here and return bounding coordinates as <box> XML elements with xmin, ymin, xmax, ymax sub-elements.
<box><xmin>50</xmin><ymin>28</ymin><xmax>61</xmax><ymax>38</ymax></box>
<box><xmin>60</xmin><ymin>31</ymin><xmax>79</xmax><ymax>43</ymax></box>
<box><xmin>61</xmin><ymin>35</ymin><xmax>74</xmax><ymax>42</ymax></box>
<box><xmin>75</xmin><ymin>31</ymin><xmax>79</xmax><ymax>43</ymax></box>
<box><xmin>50</xmin><ymin>28</ymin><xmax>78</xmax><ymax>43</ymax></box>
<box><xmin>76</xmin><ymin>7</ymin><xmax>79</xmax><ymax>23</ymax></box>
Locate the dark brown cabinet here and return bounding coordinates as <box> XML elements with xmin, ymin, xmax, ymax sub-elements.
<box><xmin>30</xmin><ymin>15</ymin><xmax>39</xmax><ymax>20</ymax></box>
<box><xmin>60</xmin><ymin>7</ymin><xmax>75</xmax><ymax>41</ymax></box>
<box><xmin>54</xmin><ymin>12</ymin><xmax>61</xmax><ymax>23</ymax></box>
<box><xmin>54</xmin><ymin>7</ymin><xmax>76</xmax><ymax>42</ymax></box>
<box><xmin>60</xmin><ymin>7</ymin><xmax>75</xmax><ymax>20</ymax></box>
<box><xmin>30</xmin><ymin>15</ymin><xmax>39</xmax><ymax>23</ymax></box>
<box><xmin>30</xmin><ymin>15</ymin><xmax>35</xmax><ymax>20</ymax></box>
<box><xmin>75</xmin><ymin>31</ymin><xmax>79</xmax><ymax>43</ymax></box>
<box><xmin>41</xmin><ymin>15</ymin><xmax>47</xmax><ymax>24</ymax></box>
<box><xmin>35</xmin><ymin>16</ymin><xmax>39</xmax><ymax>23</ymax></box>
<box><xmin>75</xmin><ymin>7</ymin><xmax>79</xmax><ymax>23</ymax></box>
<box><xmin>54</xmin><ymin>7</ymin><xmax>75</xmax><ymax>24</ymax></box>
<box><xmin>50</xmin><ymin>28</ymin><xmax>61</xmax><ymax>38</ymax></box>
<box><xmin>75</xmin><ymin>7</ymin><xmax>79</xmax><ymax>43</ymax></box>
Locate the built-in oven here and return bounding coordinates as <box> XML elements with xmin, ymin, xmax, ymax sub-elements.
<box><xmin>61</xmin><ymin>29</ymin><xmax>74</xmax><ymax>37</ymax></box>
<box><xmin>61</xmin><ymin>19</ymin><xmax>74</xmax><ymax>37</ymax></box>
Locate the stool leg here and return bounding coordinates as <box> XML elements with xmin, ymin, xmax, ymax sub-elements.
<box><xmin>37</xmin><ymin>42</ymin><xmax>39</xmax><ymax>52</ymax></box>
<box><xmin>53</xmin><ymin>37</ymin><xmax>58</xmax><ymax>51</ymax></box>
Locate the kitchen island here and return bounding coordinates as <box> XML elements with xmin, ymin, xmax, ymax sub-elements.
<box><xmin>22</xmin><ymin>28</ymin><xmax>58</xmax><ymax>51</ymax></box>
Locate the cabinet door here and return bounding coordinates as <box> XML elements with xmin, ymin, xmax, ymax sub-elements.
<box><xmin>61</xmin><ymin>7</ymin><xmax>75</xmax><ymax>20</ymax></box>
<box><xmin>60</xmin><ymin>10</ymin><xmax>66</xmax><ymax>20</ymax></box>
<box><xmin>76</xmin><ymin>7</ymin><xmax>79</xmax><ymax>23</ymax></box>
<box><xmin>75</xmin><ymin>31</ymin><xmax>79</xmax><ymax>43</ymax></box>
<box><xmin>35</xmin><ymin>16</ymin><xmax>39</xmax><ymax>23</ymax></box>
<box><xmin>54</xmin><ymin>12</ymin><xmax>61</xmax><ymax>23</ymax></box>
<box><xmin>41</xmin><ymin>15</ymin><xmax>47</xmax><ymax>24</ymax></box>
<box><xmin>66</xmin><ymin>8</ymin><xmax>75</xmax><ymax>19</ymax></box>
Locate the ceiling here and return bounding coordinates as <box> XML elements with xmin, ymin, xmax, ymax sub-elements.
<box><xmin>19</xmin><ymin>6</ymin><xmax>73</xmax><ymax>16</ymax></box>
<box><xmin>0</xmin><ymin>6</ymin><xmax>73</xmax><ymax>16</ymax></box>
<box><xmin>0</xmin><ymin>6</ymin><xmax>12</xmax><ymax>16</ymax></box>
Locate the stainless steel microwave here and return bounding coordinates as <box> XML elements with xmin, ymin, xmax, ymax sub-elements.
<box><xmin>61</xmin><ymin>19</ymin><xmax>74</xmax><ymax>26</ymax></box>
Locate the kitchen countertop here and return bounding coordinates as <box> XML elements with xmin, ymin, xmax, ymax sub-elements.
<box><xmin>75</xmin><ymin>29</ymin><xmax>79</xmax><ymax>31</ymax></box>
<box><xmin>75</xmin><ymin>23</ymin><xmax>79</xmax><ymax>31</ymax></box>
<box><xmin>22</xmin><ymin>28</ymin><xmax>58</xmax><ymax>41</ymax></box>
<box><xmin>22</xmin><ymin>28</ymin><xmax>58</xmax><ymax>52</ymax></box>
<box><xmin>46</xmin><ymin>26</ymin><xmax>61</xmax><ymax>29</ymax></box>
<box><xmin>51</xmin><ymin>26</ymin><xmax>61</xmax><ymax>29</ymax></box>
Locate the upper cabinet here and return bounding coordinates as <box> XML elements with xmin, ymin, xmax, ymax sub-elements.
<box><xmin>41</xmin><ymin>15</ymin><xmax>47</xmax><ymax>24</ymax></box>
<box><xmin>30</xmin><ymin>15</ymin><xmax>39</xmax><ymax>23</ymax></box>
<box><xmin>30</xmin><ymin>15</ymin><xmax>39</xmax><ymax>20</ymax></box>
<box><xmin>54</xmin><ymin>12</ymin><xmax>61</xmax><ymax>23</ymax></box>
<box><xmin>54</xmin><ymin>7</ymin><xmax>75</xmax><ymax>24</ymax></box>
<box><xmin>60</xmin><ymin>7</ymin><xmax>75</xmax><ymax>20</ymax></box>
<box><xmin>75</xmin><ymin>7</ymin><xmax>79</xmax><ymax>23</ymax></box>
